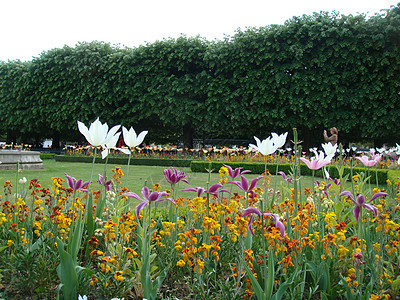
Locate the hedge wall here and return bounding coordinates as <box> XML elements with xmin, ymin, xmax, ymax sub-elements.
<box><xmin>54</xmin><ymin>155</ymin><xmax>191</xmax><ymax>167</ymax></box>
<box><xmin>40</xmin><ymin>153</ymin><xmax>56</xmax><ymax>160</ymax></box>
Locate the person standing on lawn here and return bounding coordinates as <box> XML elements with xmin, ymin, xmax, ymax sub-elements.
<box><xmin>323</xmin><ymin>127</ymin><xmax>338</xmax><ymax>146</ymax></box>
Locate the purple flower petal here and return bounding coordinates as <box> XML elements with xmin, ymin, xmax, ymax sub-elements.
<box><xmin>278</xmin><ymin>171</ymin><xmax>287</xmax><ymax>180</ymax></box>
<box><xmin>356</xmin><ymin>194</ymin><xmax>366</xmax><ymax>206</ymax></box>
<box><xmin>362</xmin><ymin>203</ymin><xmax>378</xmax><ymax>216</ymax></box>
<box><xmin>249</xmin><ymin>176</ymin><xmax>263</xmax><ymax>191</ymax></box>
<box><xmin>240</xmin><ymin>176</ymin><xmax>249</xmax><ymax>191</ymax></box>
<box><xmin>208</xmin><ymin>184</ymin><xmax>223</xmax><ymax>194</ymax></box>
<box><xmin>339</xmin><ymin>191</ymin><xmax>354</xmax><ymax>202</ymax></box>
<box><xmin>353</xmin><ymin>206</ymin><xmax>361</xmax><ymax>222</ymax></box>
<box><xmin>247</xmin><ymin>214</ymin><xmax>257</xmax><ymax>236</ymax></box>
<box><xmin>265</xmin><ymin>213</ymin><xmax>285</xmax><ymax>238</ymax></box>
<box><xmin>370</xmin><ymin>192</ymin><xmax>388</xmax><ymax>202</ymax></box>
<box><xmin>122</xmin><ymin>192</ymin><xmax>143</xmax><ymax>201</ymax></box>
<box><xmin>135</xmin><ymin>201</ymin><xmax>148</xmax><ymax>220</ymax></box>
<box><xmin>64</xmin><ymin>173</ymin><xmax>75</xmax><ymax>190</ymax></box>
<box><xmin>74</xmin><ymin>179</ymin><xmax>83</xmax><ymax>191</ymax></box>
<box><xmin>142</xmin><ymin>186</ymin><xmax>150</xmax><ymax>200</ymax></box>
<box><xmin>242</xmin><ymin>207</ymin><xmax>262</xmax><ymax>217</ymax></box>
<box><xmin>182</xmin><ymin>187</ymin><xmax>206</xmax><ymax>197</ymax></box>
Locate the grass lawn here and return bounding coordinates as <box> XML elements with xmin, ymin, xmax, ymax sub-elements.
<box><xmin>0</xmin><ymin>159</ymin><xmax>323</xmax><ymax>199</ymax></box>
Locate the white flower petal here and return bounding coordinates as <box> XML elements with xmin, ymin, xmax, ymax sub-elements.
<box><xmin>101</xmin><ymin>149</ymin><xmax>109</xmax><ymax>159</ymax></box>
<box><xmin>118</xmin><ymin>148</ymin><xmax>131</xmax><ymax>155</ymax></box>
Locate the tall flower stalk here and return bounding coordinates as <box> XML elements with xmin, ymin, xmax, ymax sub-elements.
<box><xmin>54</xmin><ymin>118</ymin><xmax>119</xmax><ymax>298</ymax></box>
<box><xmin>241</xmin><ymin>207</ymin><xmax>289</xmax><ymax>299</ymax></box>
<box><xmin>122</xmin><ymin>126</ymin><xmax>148</xmax><ymax>188</ymax></box>
<box><xmin>292</xmin><ymin>128</ymin><xmax>301</xmax><ymax>213</ymax></box>
<box><xmin>123</xmin><ymin>187</ymin><xmax>174</xmax><ymax>299</ymax></box>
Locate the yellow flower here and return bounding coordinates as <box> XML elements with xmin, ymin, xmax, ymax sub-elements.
<box><xmin>176</xmin><ymin>260</ymin><xmax>186</xmax><ymax>267</ymax></box>
<box><xmin>337</xmin><ymin>245</ymin><xmax>349</xmax><ymax>257</ymax></box>
<box><xmin>114</xmin><ymin>271</ymin><xmax>124</xmax><ymax>281</ymax></box>
<box><xmin>324</xmin><ymin>212</ymin><xmax>336</xmax><ymax>228</ymax></box>
<box><xmin>195</xmin><ymin>258</ymin><xmax>205</xmax><ymax>274</ymax></box>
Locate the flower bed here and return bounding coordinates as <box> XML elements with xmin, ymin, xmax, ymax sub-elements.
<box><xmin>0</xmin><ymin>119</ymin><xmax>399</xmax><ymax>299</ymax></box>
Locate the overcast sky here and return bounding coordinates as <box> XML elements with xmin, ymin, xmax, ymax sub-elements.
<box><xmin>0</xmin><ymin>0</ymin><xmax>397</xmax><ymax>61</ymax></box>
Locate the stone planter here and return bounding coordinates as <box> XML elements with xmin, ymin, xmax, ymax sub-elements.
<box><xmin>0</xmin><ymin>150</ymin><xmax>44</xmax><ymax>170</ymax></box>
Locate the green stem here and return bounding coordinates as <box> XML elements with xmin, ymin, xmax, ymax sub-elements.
<box><xmin>102</xmin><ymin>154</ymin><xmax>109</xmax><ymax>193</ymax></box>
<box><xmin>15</xmin><ymin>161</ymin><xmax>20</xmax><ymax>198</ymax></box>
<box><xmin>292</xmin><ymin>128</ymin><xmax>299</xmax><ymax>216</ymax></box>
<box><xmin>88</xmin><ymin>148</ymin><xmax>97</xmax><ymax>193</ymax></box>
<box><xmin>85</xmin><ymin>147</ymin><xmax>97</xmax><ymax>219</ymax></box>
<box><xmin>263</xmin><ymin>156</ymin><xmax>268</xmax><ymax>211</ymax></box>
<box><xmin>350</xmin><ymin>158</ymin><xmax>355</xmax><ymax>196</ymax></box>
<box><xmin>124</xmin><ymin>150</ymin><xmax>132</xmax><ymax>189</ymax></box>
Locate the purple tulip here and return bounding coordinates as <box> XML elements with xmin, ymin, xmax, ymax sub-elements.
<box><xmin>324</xmin><ymin>169</ymin><xmax>340</xmax><ymax>186</ymax></box>
<box><xmin>355</xmin><ymin>155</ymin><xmax>379</xmax><ymax>167</ymax></box>
<box><xmin>315</xmin><ymin>180</ymin><xmax>331</xmax><ymax>197</ymax></box>
<box><xmin>277</xmin><ymin>171</ymin><xmax>293</xmax><ymax>183</ymax></box>
<box><xmin>122</xmin><ymin>186</ymin><xmax>176</xmax><ymax>220</ymax></box>
<box><xmin>223</xmin><ymin>164</ymin><xmax>251</xmax><ymax>179</ymax></box>
<box><xmin>227</xmin><ymin>175</ymin><xmax>263</xmax><ymax>198</ymax></box>
<box><xmin>242</xmin><ymin>206</ymin><xmax>285</xmax><ymax>238</ymax></box>
<box><xmin>372</xmin><ymin>154</ymin><xmax>383</xmax><ymax>162</ymax></box>
<box><xmin>182</xmin><ymin>183</ymin><xmax>230</xmax><ymax>198</ymax></box>
<box><xmin>300</xmin><ymin>151</ymin><xmax>332</xmax><ymax>170</ymax></box>
<box><xmin>163</xmin><ymin>167</ymin><xmax>189</xmax><ymax>185</ymax></box>
<box><xmin>65</xmin><ymin>173</ymin><xmax>90</xmax><ymax>192</ymax></box>
<box><xmin>97</xmin><ymin>173</ymin><xmax>112</xmax><ymax>191</ymax></box>
<box><xmin>339</xmin><ymin>191</ymin><xmax>388</xmax><ymax>222</ymax></box>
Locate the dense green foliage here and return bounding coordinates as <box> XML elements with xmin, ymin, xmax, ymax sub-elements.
<box><xmin>39</xmin><ymin>153</ymin><xmax>56</xmax><ymax>160</ymax></box>
<box><xmin>55</xmin><ymin>155</ymin><xmax>192</xmax><ymax>167</ymax></box>
<box><xmin>0</xmin><ymin>4</ymin><xmax>399</xmax><ymax>148</ymax></box>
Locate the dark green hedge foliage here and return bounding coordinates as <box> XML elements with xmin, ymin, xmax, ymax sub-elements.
<box><xmin>0</xmin><ymin>4</ymin><xmax>399</xmax><ymax>146</ymax></box>
<box><xmin>55</xmin><ymin>155</ymin><xmax>191</xmax><ymax>167</ymax></box>
<box><xmin>40</xmin><ymin>153</ymin><xmax>55</xmax><ymax>160</ymax></box>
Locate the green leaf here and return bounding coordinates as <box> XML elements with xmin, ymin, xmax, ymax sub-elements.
<box><xmin>266</xmin><ymin>250</ymin><xmax>275</xmax><ymax>299</ymax></box>
<box><xmin>56</xmin><ymin>238</ymin><xmax>78</xmax><ymax>300</ymax></box>
<box><xmin>242</xmin><ymin>262</ymin><xmax>265</xmax><ymax>300</ymax></box>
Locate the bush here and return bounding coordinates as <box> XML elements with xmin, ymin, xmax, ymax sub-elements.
<box><xmin>40</xmin><ymin>153</ymin><xmax>55</xmax><ymax>160</ymax></box>
<box><xmin>387</xmin><ymin>169</ymin><xmax>400</xmax><ymax>184</ymax></box>
<box><xmin>55</xmin><ymin>155</ymin><xmax>191</xmax><ymax>167</ymax></box>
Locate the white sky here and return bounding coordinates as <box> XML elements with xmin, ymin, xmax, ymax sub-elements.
<box><xmin>0</xmin><ymin>0</ymin><xmax>397</xmax><ymax>61</ymax></box>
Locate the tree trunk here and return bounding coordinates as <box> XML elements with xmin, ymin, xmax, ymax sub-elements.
<box><xmin>6</xmin><ymin>130</ymin><xmax>16</xmax><ymax>145</ymax></box>
<box><xmin>373</xmin><ymin>138</ymin><xmax>384</xmax><ymax>148</ymax></box>
<box><xmin>53</xmin><ymin>131</ymin><xmax>61</xmax><ymax>149</ymax></box>
<box><xmin>301</xmin><ymin>126</ymin><xmax>314</xmax><ymax>152</ymax></box>
<box><xmin>183</xmin><ymin>124</ymin><xmax>194</xmax><ymax>149</ymax></box>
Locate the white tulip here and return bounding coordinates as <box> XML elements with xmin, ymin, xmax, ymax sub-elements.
<box><xmin>249</xmin><ymin>136</ymin><xmax>279</xmax><ymax>156</ymax></box>
<box><xmin>77</xmin><ymin>118</ymin><xmax>119</xmax><ymax>147</ymax></box>
<box><xmin>122</xmin><ymin>126</ymin><xmax>148</xmax><ymax>149</ymax></box>
<box><xmin>271</xmin><ymin>132</ymin><xmax>288</xmax><ymax>149</ymax></box>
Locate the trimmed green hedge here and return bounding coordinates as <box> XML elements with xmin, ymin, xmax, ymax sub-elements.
<box><xmin>40</xmin><ymin>153</ymin><xmax>55</xmax><ymax>160</ymax></box>
<box><xmin>54</xmin><ymin>155</ymin><xmax>191</xmax><ymax>167</ymax></box>
<box><xmin>190</xmin><ymin>161</ymin><xmax>390</xmax><ymax>184</ymax></box>
<box><xmin>387</xmin><ymin>170</ymin><xmax>400</xmax><ymax>184</ymax></box>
